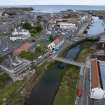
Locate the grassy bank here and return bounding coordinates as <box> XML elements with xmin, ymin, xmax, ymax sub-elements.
<box><xmin>53</xmin><ymin>65</ymin><xmax>79</xmax><ymax>105</ymax></box>
<box><xmin>75</xmin><ymin>41</ymin><xmax>95</xmax><ymax>62</ymax></box>
<box><xmin>59</xmin><ymin>40</ymin><xmax>96</xmax><ymax>60</ymax></box>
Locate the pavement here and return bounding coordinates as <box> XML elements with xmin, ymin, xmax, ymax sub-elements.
<box><xmin>75</xmin><ymin>56</ymin><xmax>91</xmax><ymax>105</ymax></box>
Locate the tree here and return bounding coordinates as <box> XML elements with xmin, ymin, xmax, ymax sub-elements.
<box><xmin>22</xmin><ymin>22</ymin><xmax>32</xmax><ymax>30</ymax></box>
<box><xmin>35</xmin><ymin>24</ymin><xmax>43</xmax><ymax>33</ymax></box>
<box><xmin>37</xmin><ymin>15</ymin><xmax>42</xmax><ymax>22</ymax></box>
<box><xmin>19</xmin><ymin>51</ymin><xmax>34</xmax><ymax>60</ymax></box>
<box><xmin>49</xmin><ymin>35</ymin><xmax>53</xmax><ymax>42</ymax></box>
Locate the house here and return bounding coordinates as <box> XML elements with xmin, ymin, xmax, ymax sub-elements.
<box><xmin>48</xmin><ymin>36</ymin><xmax>64</xmax><ymax>52</ymax></box>
<box><xmin>10</xmin><ymin>27</ymin><xmax>31</xmax><ymax>41</ymax></box>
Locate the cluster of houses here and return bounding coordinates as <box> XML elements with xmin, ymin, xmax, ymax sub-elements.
<box><xmin>0</xmin><ymin>9</ymin><xmax>49</xmax><ymax>81</ymax></box>
<box><xmin>47</xmin><ymin>12</ymin><xmax>90</xmax><ymax>39</ymax></box>
<box><xmin>0</xmin><ymin>9</ymin><xmax>37</xmax><ymax>34</ymax></box>
<box><xmin>90</xmin><ymin>35</ymin><xmax>105</xmax><ymax>101</ymax></box>
<box><xmin>0</xmin><ymin>10</ymin><xmax>91</xmax><ymax>81</ymax></box>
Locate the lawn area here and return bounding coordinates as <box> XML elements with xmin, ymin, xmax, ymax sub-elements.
<box><xmin>53</xmin><ymin>66</ymin><xmax>79</xmax><ymax>105</ymax></box>
<box><xmin>0</xmin><ymin>73</ymin><xmax>11</xmax><ymax>90</ymax></box>
<box><xmin>75</xmin><ymin>41</ymin><xmax>94</xmax><ymax>62</ymax></box>
<box><xmin>19</xmin><ymin>40</ymin><xmax>49</xmax><ymax>60</ymax></box>
<box><xmin>0</xmin><ymin>80</ymin><xmax>24</xmax><ymax>105</ymax></box>
<box><xmin>19</xmin><ymin>51</ymin><xmax>34</xmax><ymax>60</ymax></box>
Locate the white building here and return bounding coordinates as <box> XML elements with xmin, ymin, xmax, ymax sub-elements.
<box><xmin>48</xmin><ymin>36</ymin><xmax>64</xmax><ymax>52</ymax></box>
<box><xmin>57</xmin><ymin>22</ymin><xmax>77</xmax><ymax>30</ymax></box>
<box><xmin>10</xmin><ymin>27</ymin><xmax>31</xmax><ymax>41</ymax></box>
<box><xmin>81</xmin><ymin>15</ymin><xmax>89</xmax><ymax>23</ymax></box>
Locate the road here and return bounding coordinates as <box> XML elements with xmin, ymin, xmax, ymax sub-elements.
<box><xmin>77</xmin><ymin>58</ymin><xmax>90</xmax><ymax>105</ymax></box>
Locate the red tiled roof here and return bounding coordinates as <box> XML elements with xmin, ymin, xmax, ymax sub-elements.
<box><xmin>54</xmin><ymin>38</ymin><xmax>60</xmax><ymax>44</ymax></box>
<box><xmin>14</xmin><ymin>42</ymin><xmax>33</xmax><ymax>55</ymax></box>
<box><xmin>91</xmin><ymin>59</ymin><xmax>101</xmax><ymax>88</ymax></box>
<box><xmin>53</xmin><ymin>36</ymin><xmax>63</xmax><ymax>44</ymax></box>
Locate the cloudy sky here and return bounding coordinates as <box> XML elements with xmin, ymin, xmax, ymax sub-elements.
<box><xmin>0</xmin><ymin>0</ymin><xmax>105</xmax><ymax>5</ymax></box>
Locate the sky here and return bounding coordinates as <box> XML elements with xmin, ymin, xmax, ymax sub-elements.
<box><xmin>0</xmin><ymin>0</ymin><xmax>105</xmax><ymax>5</ymax></box>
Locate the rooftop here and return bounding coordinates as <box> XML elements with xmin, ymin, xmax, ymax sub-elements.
<box><xmin>99</xmin><ymin>35</ymin><xmax>105</xmax><ymax>43</ymax></box>
<box><xmin>91</xmin><ymin>59</ymin><xmax>100</xmax><ymax>89</ymax></box>
<box><xmin>14</xmin><ymin>42</ymin><xmax>34</xmax><ymax>55</ymax></box>
<box><xmin>95</xmin><ymin>50</ymin><xmax>105</xmax><ymax>56</ymax></box>
<box><xmin>99</xmin><ymin>61</ymin><xmax>105</xmax><ymax>90</ymax></box>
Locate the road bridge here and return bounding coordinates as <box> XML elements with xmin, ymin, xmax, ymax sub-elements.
<box><xmin>53</xmin><ymin>57</ymin><xmax>82</xmax><ymax>67</ymax></box>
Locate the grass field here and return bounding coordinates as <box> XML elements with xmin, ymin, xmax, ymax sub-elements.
<box><xmin>53</xmin><ymin>66</ymin><xmax>79</xmax><ymax>105</ymax></box>
<box><xmin>0</xmin><ymin>73</ymin><xmax>11</xmax><ymax>90</ymax></box>
<box><xmin>75</xmin><ymin>41</ymin><xmax>94</xmax><ymax>62</ymax></box>
<box><xmin>0</xmin><ymin>80</ymin><xmax>24</xmax><ymax>105</ymax></box>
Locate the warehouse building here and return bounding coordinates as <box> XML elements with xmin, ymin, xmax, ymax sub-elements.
<box><xmin>90</xmin><ymin>59</ymin><xmax>105</xmax><ymax>99</ymax></box>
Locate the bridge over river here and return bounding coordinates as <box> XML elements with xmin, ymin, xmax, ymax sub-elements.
<box><xmin>53</xmin><ymin>57</ymin><xmax>83</xmax><ymax>67</ymax></box>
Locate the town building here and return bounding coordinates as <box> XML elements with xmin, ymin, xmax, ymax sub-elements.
<box><xmin>0</xmin><ymin>55</ymin><xmax>31</xmax><ymax>81</ymax></box>
<box><xmin>80</xmin><ymin>15</ymin><xmax>90</xmax><ymax>23</ymax></box>
<box><xmin>92</xmin><ymin>35</ymin><xmax>105</xmax><ymax>61</ymax></box>
<box><xmin>0</xmin><ymin>39</ymin><xmax>34</xmax><ymax>81</ymax></box>
<box><xmin>48</xmin><ymin>36</ymin><xmax>64</xmax><ymax>52</ymax></box>
<box><xmin>57</xmin><ymin>22</ymin><xmax>77</xmax><ymax>30</ymax></box>
<box><xmin>10</xmin><ymin>27</ymin><xmax>31</xmax><ymax>41</ymax></box>
<box><xmin>97</xmin><ymin>36</ymin><xmax>105</xmax><ymax>50</ymax></box>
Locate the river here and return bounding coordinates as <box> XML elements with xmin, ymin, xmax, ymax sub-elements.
<box><xmin>24</xmin><ymin>46</ymin><xmax>79</xmax><ymax>105</ymax></box>
<box><xmin>24</xmin><ymin>16</ymin><xmax>105</xmax><ymax>105</ymax></box>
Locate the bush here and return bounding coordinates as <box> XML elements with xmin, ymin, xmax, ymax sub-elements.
<box><xmin>22</xmin><ymin>22</ymin><xmax>32</xmax><ymax>30</ymax></box>
<box><xmin>19</xmin><ymin>51</ymin><xmax>34</xmax><ymax>60</ymax></box>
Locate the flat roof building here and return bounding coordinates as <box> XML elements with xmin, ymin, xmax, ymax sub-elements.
<box><xmin>90</xmin><ymin>59</ymin><xmax>105</xmax><ymax>99</ymax></box>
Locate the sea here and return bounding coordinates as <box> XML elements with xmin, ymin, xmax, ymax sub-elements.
<box><xmin>31</xmin><ymin>5</ymin><xmax>105</xmax><ymax>13</ymax></box>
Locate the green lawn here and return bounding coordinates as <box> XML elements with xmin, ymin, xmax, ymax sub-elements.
<box><xmin>76</xmin><ymin>41</ymin><xmax>94</xmax><ymax>62</ymax></box>
<box><xmin>19</xmin><ymin>51</ymin><xmax>34</xmax><ymax>60</ymax></box>
<box><xmin>19</xmin><ymin>41</ymin><xmax>48</xmax><ymax>60</ymax></box>
<box><xmin>0</xmin><ymin>73</ymin><xmax>11</xmax><ymax>90</ymax></box>
<box><xmin>53</xmin><ymin>66</ymin><xmax>79</xmax><ymax>105</ymax></box>
<box><xmin>0</xmin><ymin>80</ymin><xmax>24</xmax><ymax>105</ymax></box>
